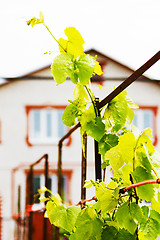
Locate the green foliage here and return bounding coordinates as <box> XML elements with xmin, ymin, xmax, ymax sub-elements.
<box><xmin>28</xmin><ymin>13</ymin><xmax>160</xmax><ymax>240</ymax></box>
<box><xmin>101</xmin><ymin>226</ymin><xmax>137</xmax><ymax>240</ymax></box>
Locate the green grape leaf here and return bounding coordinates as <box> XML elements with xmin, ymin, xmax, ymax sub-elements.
<box><xmin>104</xmin><ymin>90</ymin><xmax>135</xmax><ymax>131</ymax></box>
<box><xmin>105</xmin><ymin>147</ymin><xmax>122</xmax><ymax>172</ymax></box>
<box><xmin>76</xmin><ymin>54</ymin><xmax>97</xmax><ymax>85</ymax></box>
<box><xmin>118</xmin><ymin>164</ymin><xmax>132</xmax><ymax>184</ymax></box>
<box><xmin>70</xmin><ymin>208</ymin><xmax>103</xmax><ymax>240</ymax></box>
<box><xmin>104</xmin><ymin>100</ymin><xmax>128</xmax><ymax>131</ymax></box>
<box><xmin>126</xmin><ymin>96</ymin><xmax>139</xmax><ymax>109</ymax></box>
<box><xmin>133</xmin><ymin>166</ymin><xmax>155</xmax><ymax>202</ymax></box>
<box><xmin>118</xmin><ymin>132</ymin><xmax>135</xmax><ymax>164</ymax></box>
<box><xmin>95</xmin><ymin>181</ymin><xmax>118</xmax><ymax>214</ymax></box>
<box><xmin>130</xmin><ymin>202</ymin><xmax>143</xmax><ymax>224</ymax></box>
<box><xmin>62</xmin><ymin>99</ymin><xmax>86</xmax><ymax>127</ymax></box>
<box><xmin>73</xmin><ymin>83</ymin><xmax>89</xmax><ymax>100</ymax></box>
<box><xmin>140</xmin><ymin>214</ymin><xmax>160</xmax><ymax>240</ymax></box>
<box><xmin>51</xmin><ymin>53</ymin><xmax>76</xmax><ymax>85</ymax></box>
<box><xmin>98</xmin><ymin>133</ymin><xmax>119</xmax><ymax>157</ymax></box>
<box><xmin>136</xmin><ymin>128</ymin><xmax>155</xmax><ymax>155</ymax></box>
<box><xmin>116</xmin><ymin>202</ymin><xmax>137</xmax><ymax>235</ymax></box>
<box><xmin>151</xmin><ymin>192</ymin><xmax>160</xmax><ymax>214</ymax></box>
<box><xmin>105</xmin><ymin>132</ymin><xmax>135</xmax><ymax>174</ymax></box>
<box><xmin>58</xmin><ymin>27</ymin><xmax>85</xmax><ymax>58</ymax></box>
<box><xmin>94</xmin><ymin>60</ymin><xmax>103</xmax><ymax>75</ymax></box>
<box><xmin>150</xmin><ymin>150</ymin><xmax>160</xmax><ymax>176</ymax></box>
<box><xmin>135</xmin><ymin>151</ymin><xmax>152</xmax><ymax>172</ymax></box>
<box><xmin>85</xmin><ymin>116</ymin><xmax>105</xmax><ymax>142</ymax></box>
<box><xmin>48</xmin><ymin>205</ymin><xmax>81</xmax><ymax>233</ymax></box>
<box><xmin>141</xmin><ymin>206</ymin><xmax>149</xmax><ymax>219</ymax></box>
<box><xmin>101</xmin><ymin>226</ymin><xmax>137</xmax><ymax>240</ymax></box>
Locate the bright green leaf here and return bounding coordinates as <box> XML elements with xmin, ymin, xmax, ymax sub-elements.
<box><xmin>76</xmin><ymin>54</ymin><xmax>96</xmax><ymax>85</ymax></box>
<box><xmin>51</xmin><ymin>53</ymin><xmax>75</xmax><ymax>85</ymax></box>
<box><xmin>116</xmin><ymin>202</ymin><xmax>137</xmax><ymax>234</ymax></box>
<box><xmin>85</xmin><ymin>117</ymin><xmax>105</xmax><ymax>142</ymax></box>
<box><xmin>130</xmin><ymin>202</ymin><xmax>143</xmax><ymax>224</ymax></box>
<box><xmin>73</xmin><ymin>83</ymin><xmax>89</xmax><ymax>100</ymax></box>
<box><xmin>70</xmin><ymin>208</ymin><xmax>103</xmax><ymax>240</ymax></box>
<box><xmin>49</xmin><ymin>205</ymin><xmax>81</xmax><ymax>233</ymax></box>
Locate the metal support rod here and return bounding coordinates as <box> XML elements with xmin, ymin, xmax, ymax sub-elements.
<box><xmin>17</xmin><ymin>185</ymin><xmax>21</xmax><ymax>240</ymax></box>
<box><xmin>28</xmin><ymin>167</ymin><xmax>33</xmax><ymax>240</ymax></box>
<box><xmin>28</xmin><ymin>154</ymin><xmax>49</xmax><ymax>240</ymax></box>
<box><xmin>43</xmin><ymin>154</ymin><xmax>49</xmax><ymax>240</ymax></box>
<box><xmin>98</xmin><ymin>51</ymin><xmax>160</xmax><ymax>110</ymax></box>
<box><xmin>56</xmin><ymin>122</ymin><xmax>81</xmax><ymax>240</ymax></box>
<box><xmin>81</xmin><ymin>133</ymin><xmax>87</xmax><ymax>206</ymax></box>
<box><xmin>94</xmin><ymin>140</ymin><xmax>102</xmax><ymax>181</ymax></box>
<box><xmin>94</xmin><ymin>98</ymin><xmax>102</xmax><ymax>181</ymax></box>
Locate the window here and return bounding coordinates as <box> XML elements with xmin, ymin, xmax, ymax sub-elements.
<box><xmin>132</xmin><ymin>106</ymin><xmax>158</xmax><ymax>145</ymax></box>
<box><xmin>33</xmin><ymin>173</ymin><xmax>69</xmax><ymax>204</ymax></box>
<box><xmin>26</xmin><ymin>106</ymin><xmax>70</xmax><ymax>145</ymax></box>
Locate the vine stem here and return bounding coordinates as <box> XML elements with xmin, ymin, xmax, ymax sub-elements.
<box><xmin>75</xmin><ymin>196</ymin><xmax>97</xmax><ymax>206</ymax></box>
<box><xmin>120</xmin><ymin>178</ymin><xmax>160</xmax><ymax>194</ymax></box>
<box><xmin>84</xmin><ymin>85</ymin><xmax>98</xmax><ymax>117</ymax></box>
<box><xmin>43</xmin><ymin>23</ymin><xmax>66</xmax><ymax>52</ymax></box>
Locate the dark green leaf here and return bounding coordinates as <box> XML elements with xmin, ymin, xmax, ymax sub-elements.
<box><xmin>85</xmin><ymin>117</ymin><xmax>105</xmax><ymax>142</ymax></box>
<box><xmin>99</xmin><ymin>134</ymin><xmax>119</xmax><ymax>157</ymax></box>
<box><xmin>133</xmin><ymin>166</ymin><xmax>155</xmax><ymax>202</ymax></box>
<box><xmin>102</xmin><ymin>226</ymin><xmax>137</xmax><ymax>240</ymax></box>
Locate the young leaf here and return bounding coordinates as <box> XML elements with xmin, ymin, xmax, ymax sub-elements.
<box><xmin>27</xmin><ymin>11</ymin><xmax>44</xmax><ymax>27</ymax></box>
<box><xmin>104</xmin><ymin>90</ymin><xmax>135</xmax><ymax>132</ymax></box>
<box><xmin>51</xmin><ymin>53</ymin><xmax>75</xmax><ymax>85</ymax></box>
<box><xmin>59</xmin><ymin>27</ymin><xmax>85</xmax><ymax>58</ymax></box>
<box><xmin>48</xmin><ymin>205</ymin><xmax>81</xmax><ymax>233</ymax></box>
<box><xmin>76</xmin><ymin>54</ymin><xmax>97</xmax><ymax>85</ymax></box>
<box><xmin>73</xmin><ymin>83</ymin><xmax>89</xmax><ymax>100</ymax></box>
<box><xmin>85</xmin><ymin>117</ymin><xmax>105</xmax><ymax>142</ymax></box>
<box><xmin>62</xmin><ymin>99</ymin><xmax>86</xmax><ymax>127</ymax></box>
<box><xmin>94</xmin><ymin>61</ymin><xmax>103</xmax><ymax>76</ymax></box>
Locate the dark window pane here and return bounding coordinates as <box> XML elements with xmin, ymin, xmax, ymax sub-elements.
<box><xmin>33</xmin><ymin>176</ymin><xmax>40</xmax><ymax>203</ymax></box>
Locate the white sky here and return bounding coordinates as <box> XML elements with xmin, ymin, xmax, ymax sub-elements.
<box><xmin>0</xmin><ymin>0</ymin><xmax>159</xmax><ymax>79</ymax></box>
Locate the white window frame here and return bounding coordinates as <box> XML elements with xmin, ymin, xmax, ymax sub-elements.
<box><xmin>27</xmin><ymin>107</ymin><xmax>69</xmax><ymax>145</ymax></box>
<box><xmin>132</xmin><ymin>106</ymin><xmax>158</xmax><ymax>145</ymax></box>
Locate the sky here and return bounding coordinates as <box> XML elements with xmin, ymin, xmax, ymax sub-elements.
<box><xmin>0</xmin><ymin>0</ymin><xmax>159</xmax><ymax>79</ymax></box>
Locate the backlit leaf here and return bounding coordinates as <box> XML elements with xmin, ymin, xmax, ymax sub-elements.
<box><xmin>49</xmin><ymin>205</ymin><xmax>81</xmax><ymax>233</ymax></box>
<box><xmin>51</xmin><ymin>53</ymin><xmax>75</xmax><ymax>85</ymax></box>
<box><xmin>116</xmin><ymin>202</ymin><xmax>137</xmax><ymax>234</ymax></box>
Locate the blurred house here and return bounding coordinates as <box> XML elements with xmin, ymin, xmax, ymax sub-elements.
<box><xmin>0</xmin><ymin>49</ymin><xmax>160</xmax><ymax>240</ymax></box>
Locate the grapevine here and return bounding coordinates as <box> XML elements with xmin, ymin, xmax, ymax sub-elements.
<box><xmin>27</xmin><ymin>13</ymin><xmax>160</xmax><ymax>240</ymax></box>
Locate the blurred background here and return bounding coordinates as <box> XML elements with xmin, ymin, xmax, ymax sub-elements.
<box><xmin>0</xmin><ymin>0</ymin><xmax>160</xmax><ymax>239</ymax></box>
